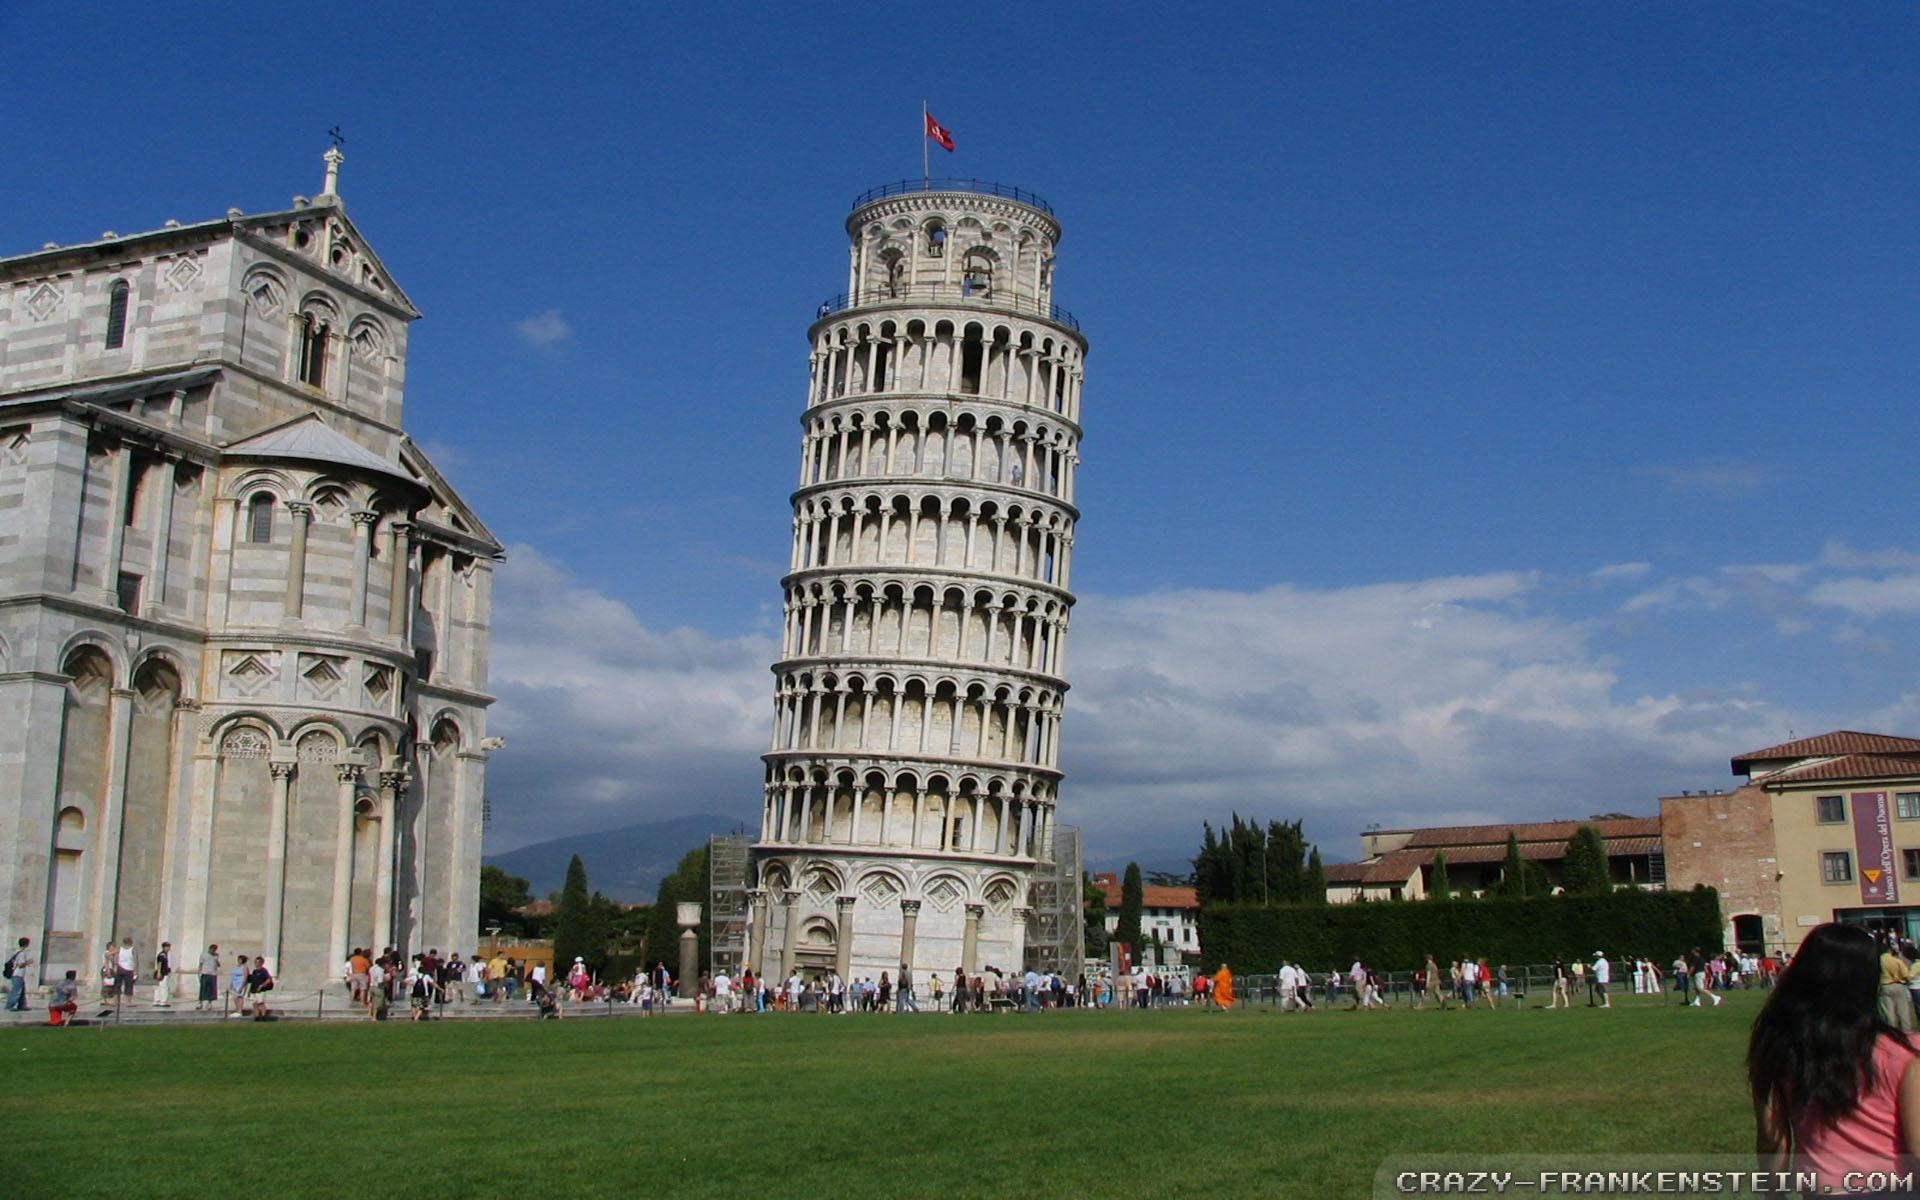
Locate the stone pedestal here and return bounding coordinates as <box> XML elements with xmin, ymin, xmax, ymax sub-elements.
<box><xmin>678</xmin><ymin>930</ymin><xmax>698</xmax><ymax>1000</ymax></box>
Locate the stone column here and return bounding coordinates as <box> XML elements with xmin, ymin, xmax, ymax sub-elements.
<box><xmin>143</xmin><ymin>456</ymin><xmax>178</xmax><ymax>616</ymax></box>
<box><xmin>898</xmin><ymin>898</ymin><xmax>920</xmax><ymax>975</ymax></box>
<box><xmin>778</xmin><ymin>889</ymin><xmax>800</xmax><ymax>980</ymax></box>
<box><xmin>834</xmin><ymin>895</ymin><xmax>856</xmax><ymax>983</ymax></box>
<box><xmin>386</xmin><ymin>521</ymin><xmax>411</xmax><ymax>636</ymax></box>
<box><xmin>747</xmin><ymin>889</ymin><xmax>769</xmax><ymax>978</ymax></box>
<box><xmin>375</xmin><ymin>770</ymin><xmax>406</xmax><ymax>950</ymax></box>
<box><xmin>83</xmin><ymin>685</ymin><xmax>137</xmax><ymax>947</ymax></box>
<box><xmin>283</xmin><ymin>501</ymin><xmax>312</xmax><ymax>621</ymax></box>
<box><xmin>962</xmin><ymin>904</ymin><xmax>984</xmax><ymax>974</ymax></box>
<box><xmin>98</xmin><ymin>443</ymin><xmax>132</xmax><ymax>605</ymax></box>
<box><xmin>327</xmin><ymin>763</ymin><xmax>363</xmax><ymax>971</ymax></box>
<box><xmin>347</xmin><ymin>510</ymin><xmax>377</xmax><ymax>628</ymax></box>
<box><xmin>262</xmin><ymin>760</ymin><xmax>296</xmax><ymax>971</ymax></box>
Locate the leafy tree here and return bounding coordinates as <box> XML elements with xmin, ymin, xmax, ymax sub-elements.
<box><xmin>551</xmin><ymin>855</ymin><xmax>594</xmax><ymax>972</ymax></box>
<box><xmin>1082</xmin><ymin>872</ymin><xmax>1110</xmax><ymax>957</ymax></box>
<box><xmin>478</xmin><ymin>864</ymin><xmax>534</xmax><ymax>935</ymax></box>
<box><xmin>1303</xmin><ymin>847</ymin><xmax>1328</xmax><ymax>906</ymax></box>
<box><xmin>645</xmin><ymin>844</ymin><xmax>712</xmax><ymax>977</ymax></box>
<box><xmin>1429</xmin><ymin>851</ymin><xmax>1453</xmax><ymax>901</ymax></box>
<box><xmin>1115</xmin><ymin>862</ymin><xmax>1145</xmax><ymax>950</ymax></box>
<box><xmin>1562</xmin><ymin>825</ymin><xmax>1612</xmax><ymax>895</ymax></box>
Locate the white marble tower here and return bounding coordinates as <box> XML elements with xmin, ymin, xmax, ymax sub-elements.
<box><xmin>749</xmin><ymin>180</ymin><xmax>1087</xmax><ymax>986</ymax></box>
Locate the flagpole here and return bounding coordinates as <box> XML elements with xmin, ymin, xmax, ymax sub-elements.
<box><xmin>922</xmin><ymin>100</ymin><xmax>930</xmax><ymax>190</ymax></box>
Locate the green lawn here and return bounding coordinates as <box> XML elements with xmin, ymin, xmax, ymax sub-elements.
<box><xmin>4</xmin><ymin>994</ymin><xmax>1755</xmax><ymax>1200</ymax></box>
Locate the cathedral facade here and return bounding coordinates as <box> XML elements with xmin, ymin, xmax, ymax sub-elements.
<box><xmin>0</xmin><ymin>152</ymin><xmax>500</xmax><ymax>995</ymax></box>
<box><xmin>749</xmin><ymin>180</ymin><xmax>1087</xmax><ymax>984</ymax></box>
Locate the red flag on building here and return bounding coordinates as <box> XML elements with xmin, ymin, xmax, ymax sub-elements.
<box><xmin>925</xmin><ymin>111</ymin><xmax>956</xmax><ymax>152</ymax></box>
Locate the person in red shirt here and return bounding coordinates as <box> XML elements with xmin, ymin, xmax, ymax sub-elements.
<box><xmin>1751</xmin><ymin>923</ymin><xmax>1920</xmax><ymax>1195</ymax></box>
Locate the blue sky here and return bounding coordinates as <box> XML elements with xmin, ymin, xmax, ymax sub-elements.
<box><xmin>11</xmin><ymin>3</ymin><xmax>1920</xmax><ymax>864</ymax></box>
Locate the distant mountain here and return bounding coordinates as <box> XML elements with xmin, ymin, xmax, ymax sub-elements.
<box><xmin>484</xmin><ymin>813</ymin><xmax>749</xmax><ymax>902</ymax></box>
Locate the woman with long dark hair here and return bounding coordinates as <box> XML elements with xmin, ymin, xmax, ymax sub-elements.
<box><xmin>1749</xmin><ymin>923</ymin><xmax>1920</xmax><ymax>1194</ymax></box>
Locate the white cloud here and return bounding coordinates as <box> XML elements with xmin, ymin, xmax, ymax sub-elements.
<box><xmin>482</xmin><ymin>546</ymin><xmax>1920</xmax><ymax>869</ymax></box>
<box><xmin>514</xmin><ymin>309</ymin><xmax>572</xmax><ymax>348</ymax></box>
<box><xmin>482</xmin><ymin>544</ymin><xmax>771</xmax><ymax>852</ymax></box>
<box><xmin>1807</xmin><ymin>574</ymin><xmax>1920</xmax><ymax>617</ymax></box>
<box><xmin>1640</xmin><ymin>458</ymin><xmax>1770</xmax><ymax>498</ymax></box>
<box><xmin>1590</xmin><ymin>561</ymin><xmax>1652</xmax><ymax>583</ymax></box>
<box><xmin>1063</xmin><ymin>573</ymin><xmax>1782</xmax><ymax>860</ymax></box>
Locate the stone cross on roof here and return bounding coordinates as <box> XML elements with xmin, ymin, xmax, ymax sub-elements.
<box><xmin>321</xmin><ymin>130</ymin><xmax>345</xmax><ymax>198</ymax></box>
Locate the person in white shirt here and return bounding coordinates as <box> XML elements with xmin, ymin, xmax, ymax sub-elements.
<box><xmin>1278</xmin><ymin>962</ymin><xmax>1299</xmax><ymax>1011</ymax></box>
<box><xmin>712</xmin><ymin>970</ymin><xmax>733</xmax><ymax>1013</ymax></box>
<box><xmin>1460</xmin><ymin>957</ymin><xmax>1479</xmax><ymax>1006</ymax></box>
<box><xmin>786</xmin><ymin>971</ymin><xmax>803</xmax><ymax>1011</ymax></box>
<box><xmin>1347</xmin><ymin>960</ymin><xmax>1367</xmax><ymax>1010</ymax></box>
<box><xmin>115</xmin><ymin>938</ymin><xmax>138</xmax><ymax>1001</ymax></box>
<box><xmin>1592</xmin><ymin>952</ymin><xmax>1612</xmax><ymax>1009</ymax></box>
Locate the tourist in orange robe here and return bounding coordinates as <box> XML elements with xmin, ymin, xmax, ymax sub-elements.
<box><xmin>1213</xmin><ymin>964</ymin><xmax>1235</xmax><ymax>1010</ymax></box>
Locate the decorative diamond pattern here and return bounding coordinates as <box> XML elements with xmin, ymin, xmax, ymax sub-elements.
<box><xmin>249</xmin><ymin>278</ymin><xmax>283</xmax><ymax>318</ymax></box>
<box><xmin>164</xmin><ymin>256</ymin><xmax>202</xmax><ymax>291</ymax></box>
<box><xmin>861</xmin><ymin>874</ymin><xmax>900</xmax><ymax>906</ymax></box>
<box><xmin>24</xmin><ymin>280</ymin><xmax>61</xmax><ymax>321</ymax></box>
<box><xmin>926</xmin><ymin>877</ymin><xmax>962</xmax><ymax>913</ymax></box>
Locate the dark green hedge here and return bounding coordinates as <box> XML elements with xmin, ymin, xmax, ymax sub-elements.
<box><xmin>1197</xmin><ymin>887</ymin><xmax>1723</xmax><ymax>971</ymax></box>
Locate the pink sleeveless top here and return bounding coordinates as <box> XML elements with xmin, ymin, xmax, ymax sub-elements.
<box><xmin>1795</xmin><ymin>1033</ymin><xmax>1917</xmax><ymax>1191</ymax></box>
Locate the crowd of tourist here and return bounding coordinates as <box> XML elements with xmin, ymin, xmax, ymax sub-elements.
<box><xmin>0</xmin><ymin>931</ymin><xmax>1881</xmax><ymax>1026</ymax></box>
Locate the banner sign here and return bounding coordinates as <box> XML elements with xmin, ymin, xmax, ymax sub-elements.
<box><xmin>1853</xmin><ymin>791</ymin><xmax>1899</xmax><ymax>904</ymax></box>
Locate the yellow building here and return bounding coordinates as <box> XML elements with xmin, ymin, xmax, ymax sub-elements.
<box><xmin>1662</xmin><ymin>731</ymin><xmax>1920</xmax><ymax>955</ymax></box>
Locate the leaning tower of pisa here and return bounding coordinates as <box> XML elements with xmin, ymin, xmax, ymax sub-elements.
<box><xmin>748</xmin><ymin>179</ymin><xmax>1087</xmax><ymax>988</ymax></box>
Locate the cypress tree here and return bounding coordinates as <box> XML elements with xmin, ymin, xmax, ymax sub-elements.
<box><xmin>1498</xmin><ymin>833</ymin><xmax>1527</xmax><ymax>898</ymax></box>
<box><xmin>1303</xmin><ymin>847</ymin><xmax>1328</xmax><ymax>905</ymax></box>
<box><xmin>551</xmin><ymin>854</ymin><xmax>594</xmax><ymax>972</ymax></box>
<box><xmin>1430</xmin><ymin>851</ymin><xmax>1453</xmax><ymax>901</ymax></box>
<box><xmin>1116</xmin><ymin>862</ymin><xmax>1145</xmax><ymax>950</ymax></box>
<box><xmin>1195</xmin><ymin>822</ymin><xmax>1221</xmax><ymax>903</ymax></box>
<box><xmin>1562</xmin><ymin>825</ymin><xmax>1612</xmax><ymax>895</ymax></box>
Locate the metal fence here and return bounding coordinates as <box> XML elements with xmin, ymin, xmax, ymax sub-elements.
<box><xmin>852</xmin><ymin>179</ymin><xmax>1055</xmax><ymax>215</ymax></box>
<box><xmin>1218</xmin><ymin>964</ymin><xmax>1763</xmax><ymax>1008</ymax></box>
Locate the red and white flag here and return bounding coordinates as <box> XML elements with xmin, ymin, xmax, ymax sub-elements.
<box><xmin>925</xmin><ymin>111</ymin><xmax>955</xmax><ymax>152</ymax></box>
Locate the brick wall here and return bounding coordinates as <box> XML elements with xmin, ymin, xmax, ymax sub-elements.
<box><xmin>1660</xmin><ymin>786</ymin><xmax>1782</xmax><ymax>947</ymax></box>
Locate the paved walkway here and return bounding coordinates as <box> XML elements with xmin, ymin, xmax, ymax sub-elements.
<box><xmin>1</xmin><ymin>992</ymin><xmax>695</xmax><ymax>1027</ymax></box>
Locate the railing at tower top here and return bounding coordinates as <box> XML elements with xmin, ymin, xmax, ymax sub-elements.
<box><xmin>814</xmin><ymin>283</ymin><xmax>1080</xmax><ymax>332</ymax></box>
<box><xmin>852</xmin><ymin>179</ymin><xmax>1055</xmax><ymax>216</ymax></box>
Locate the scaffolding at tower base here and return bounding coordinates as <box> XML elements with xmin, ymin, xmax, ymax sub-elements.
<box><xmin>708</xmin><ymin>835</ymin><xmax>752</xmax><ymax>978</ymax></box>
<box><xmin>1025</xmin><ymin>824</ymin><xmax>1085</xmax><ymax>975</ymax></box>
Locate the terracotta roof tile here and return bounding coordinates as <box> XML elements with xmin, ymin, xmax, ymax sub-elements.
<box><xmin>1331</xmin><ymin>833</ymin><xmax>1661</xmax><ymax>888</ymax></box>
<box><xmin>1396</xmin><ymin>816</ymin><xmax>1660</xmax><ymax>849</ymax></box>
<box><xmin>1093</xmin><ymin>880</ymin><xmax>1198</xmax><ymax>910</ymax></box>
<box><xmin>1757</xmin><ymin>754</ymin><xmax>1920</xmax><ymax>787</ymax></box>
<box><xmin>1733</xmin><ymin>731</ymin><xmax>1920</xmax><ymax>773</ymax></box>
